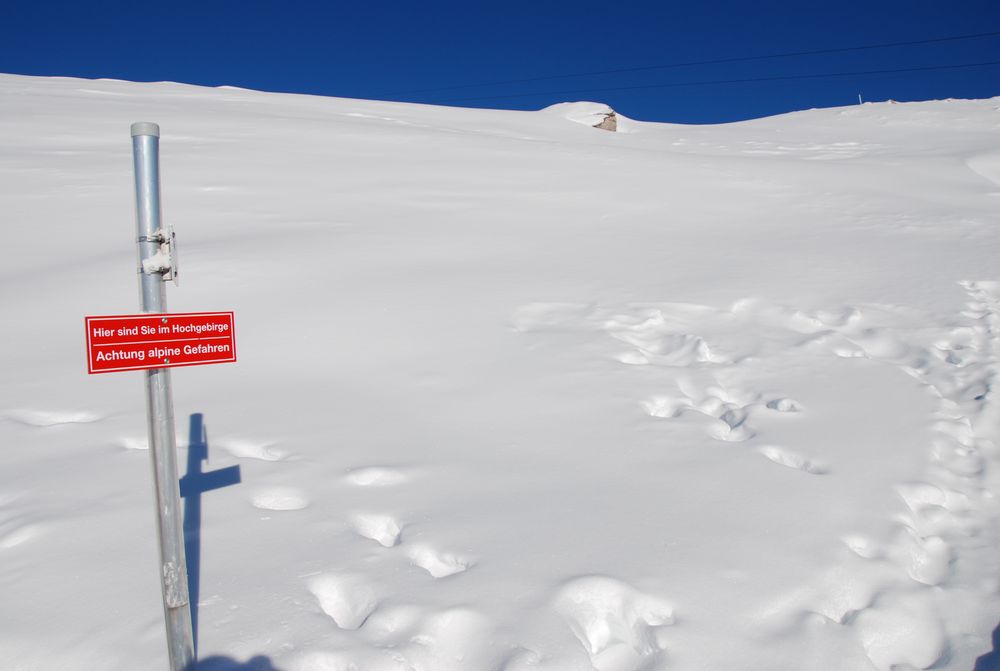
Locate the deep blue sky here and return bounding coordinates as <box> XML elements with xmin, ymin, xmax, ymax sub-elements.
<box><xmin>2</xmin><ymin>0</ymin><xmax>998</xmax><ymax>123</ymax></box>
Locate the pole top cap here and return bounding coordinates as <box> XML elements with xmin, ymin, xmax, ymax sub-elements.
<box><xmin>130</xmin><ymin>122</ymin><xmax>160</xmax><ymax>137</ymax></box>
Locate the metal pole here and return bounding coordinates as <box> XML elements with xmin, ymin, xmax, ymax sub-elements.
<box><xmin>131</xmin><ymin>121</ymin><xmax>195</xmax><ymax>671</ymax></box>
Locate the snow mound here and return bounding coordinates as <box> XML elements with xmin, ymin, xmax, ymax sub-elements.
<box><xmin>555</xmin><ymin>575</ymin><xmax>675</xmax><ymax>671</ymax></box>
<box><xmin>541</xmin><ymin>101</ymin><xmax>631</xmax><ymax>132</ymax></box>
<box><xmin>307</xmin><ymin>573</ymin><xmax>379</xmax><ymax>630</ymax></box>
<box><xmin>349</xmin><ymin>512</ymin><xmax>403</xmax><ymax>547</ymax></box>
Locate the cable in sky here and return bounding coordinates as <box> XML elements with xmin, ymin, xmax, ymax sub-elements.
<box><xmin>423</xmin><ymin>59</ymin><xmax>1000</xmax><ymax>104</ymax></box>
<box><xmin>386</xmin><ymin>29</ymin><xmax>1000</xmax><ymax>97</ymax></box>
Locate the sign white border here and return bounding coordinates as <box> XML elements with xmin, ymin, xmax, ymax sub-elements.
<box><xmin>85</xmin><ymin>311</ymin><xmax>237</xmax><ymax>374</ymax></box>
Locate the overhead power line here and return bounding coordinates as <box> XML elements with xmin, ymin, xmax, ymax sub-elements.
<box><xmin>426</xmin><ymin>59</ymin><xmax>1000</xmax><ymax>104</ymax></box>
<box><xmin>389</xmin><ymin>29</ymin><xmax>1000</xmax><ymax>97</ymax></box>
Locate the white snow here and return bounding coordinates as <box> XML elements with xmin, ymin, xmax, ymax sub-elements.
<box><xmin>349</xmin><ymin>512</ymin><xmax>404</xmax><ymax>547</ymax></box>
<box><xmin>141</xmin><ymin>248</ymin><xmax>172</xmax><ymax>274</ymax></box>
<box><xmin>2</xmin><ymin>72</ymin><xmax>1000</xmax><ymax>670</ymax></box>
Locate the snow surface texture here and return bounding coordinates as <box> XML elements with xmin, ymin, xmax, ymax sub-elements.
<box><xmin>2</xmin><ymin>74</ymin><xmax>1000</xmax><ymax>670</ymax></box>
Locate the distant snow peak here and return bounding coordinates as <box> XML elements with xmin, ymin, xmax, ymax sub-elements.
<box><xmin>543</xmin><ymin>101</ymin><xmax>621</xmax><ymax>132</ymax></box>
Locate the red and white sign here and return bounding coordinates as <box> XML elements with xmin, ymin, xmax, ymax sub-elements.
<box><xmin>85</xmin><ymin>312</ymin><xmax>237</xmax><ymax>374</ymax></box>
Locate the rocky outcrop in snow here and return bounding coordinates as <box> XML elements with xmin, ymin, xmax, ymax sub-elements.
<box><xmin>542</xmin><ymin>101</ymin><xmax>623</xmax><ymax>131</ymax></box>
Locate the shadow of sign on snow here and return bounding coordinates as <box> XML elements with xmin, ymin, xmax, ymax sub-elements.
<box><xmin>975</xmin><ymin>621</ymin><xmax>1000</xmax><ymax>671</ymax></box>
<box><xmin>196</xmin><ymin>655</ymin><xmax>285</xmax><ymax>670</ymax></box>
<box><xmin>180</xmin><ymin>413</ymin><xmax>242</xmax><ymax>657</ymax></box>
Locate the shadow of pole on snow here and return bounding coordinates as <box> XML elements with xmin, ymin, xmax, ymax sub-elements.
<box><xmin>179</xmin><ymin>413</ymin><xmax>242</xmax><ymax>658</ymax></box>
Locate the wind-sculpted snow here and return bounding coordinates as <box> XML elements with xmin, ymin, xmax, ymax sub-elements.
<box><xmin>307</xmin><ymin>573</ymin><xmax>379</xmax><ymax>630</ymax></box>
<box><xmin>2</xmin><ymin>74</ymin><xmax>1000</xmax><ymax>670</ymax></box>
<box><xmin>554</xmin><ymin>575</ymin><xmax>675</xmax><ymax>671</ymax></box>
<box><xmin>516</xmin><ymin>285</ymin><xmax>1000</xmax><ymax>670</ymax></box>
<box><xmin>250</xmin><ymin>486</ymin><xmax>309</xmax><ymax>511</ymax></box>
<box><xmin>3</xmin><ymin>408</ymin><xmax>104</xmax><ymax>426</ymax></box>
<box><xmin>349</xmin><ymin>511</ymin><xmax>404</xmax><ymax>547</ymax></box>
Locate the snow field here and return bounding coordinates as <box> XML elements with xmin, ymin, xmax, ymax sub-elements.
<box><xmin>2</xmin><ymin>74</ymin><xmax>1000</xmax><ymax>670</ymax></box>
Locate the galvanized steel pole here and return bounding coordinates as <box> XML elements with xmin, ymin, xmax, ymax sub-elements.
<box><xmin>131</xmin><ymin>122</ymin><xmax>195</xmax><ymax>671</ymax></box>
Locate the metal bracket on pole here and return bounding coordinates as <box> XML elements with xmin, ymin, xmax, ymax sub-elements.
<box><xmin>139</xmin><ymin>226</ymin><xmax>179</xmax><ymax>285</ymax></box>
<box><xmin>131</xmin><ymin>121</ymin><xmax>195</xmax><ymax>671</ymax></box>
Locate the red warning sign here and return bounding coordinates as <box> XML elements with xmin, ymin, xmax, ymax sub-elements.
<box><xmin>85</xmin><ymin>312</ymin><xmax>236</xmax><ymax>374</ymax></box>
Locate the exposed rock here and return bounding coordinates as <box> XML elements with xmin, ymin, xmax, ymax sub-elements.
<box><xmin>593</xmin><ymin>111</ymin><xmax>617</xmax><ymax>132</ymax></box>
<box><xmin>541</xmin><ymin>102</ymin><xmax>626</xmax><ymax>132</ymax></box>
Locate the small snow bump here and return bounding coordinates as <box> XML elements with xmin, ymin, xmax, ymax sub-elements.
<box><xmin>251</xmin><ymin>487</ymin><xmax>309</xmax><ymax>511</ymax></box>
<box><xmin>217</xmin><ymin>438</ymin><xmax>288</xmax><ymax>462</ymax></box>
<box><xmin>757</xmin><ymin>446</ymin><xmax>828</xmax><ymax>474</ymax></box>
<box><xmin>407</xmin><ymin>544</ymin><xmax>475</xmax><ymax>578</ymax></box>
<box><xmin>555</xmin><ymin>575</ymin><xmax>673</xmax><ymax>667</ymax></box>
<box><xmin>0</xmin><ymin>523</ymin><xmax>44</xmax><ymax>550</ymax></box>
<box><xmin>343</xmin><ymin>466</ymin><xmax>410</xmax><ymax>487</ymax></box>
<box><xmin>766</xmin><ymin>397</ymin><xmax>802</xmax><ymax>412</ymax></box>
<box><xmin>4</xmin><ymin>408</ymin><xmax>104</xmax><ymax>427</ymax></box>
<box><xmin>362</xmin><ymin>604</ymin><xmax>423</xmax><ymax>641</ymax></box>
<box><xmin>641</xmin><ymin>395</ymin><xmax>690</xmax><ymax>418</ymax></box>
<box><xmin>117</xmin><ymin>436</ymin><xmax>149</xmax><ymax>451</ymax></box>
<box><xmin>349</xmin><ymin>512</ymin><xmax>403</xmax><ymax>547</ymax></box>
<box><xmin>856</xmin><ymin>594</ymin><xmax>947</xmax><ymax>671</ymax></box>
<box><xmin>893</xmin><ymin>531</ymin><xmax>951</xmax><ymax>586</ymax></box>
<box><xmin>707</xmin><ymin>420</ymin><xmax>755</xmax><ymax>442</ymax></box>
<box><xmin>615</xmin><ymin>351</ymin><xmax>650</xmax><ymax>365</ymax></box>
<box><xmin>842</xmin><ymin>535</ymin><xmax>884</xmax><ymax>560</ymax></box>
<box><xmin>306</xmin><ymin>573</ymin><xmax>379</xmax><ymax>630</ymax></box>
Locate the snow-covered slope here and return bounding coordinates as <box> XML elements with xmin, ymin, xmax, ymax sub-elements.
<box><xmin>2</xmin><ymin>73</ymin><xmax>1000</xmax><ymax>671</ymax></box>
